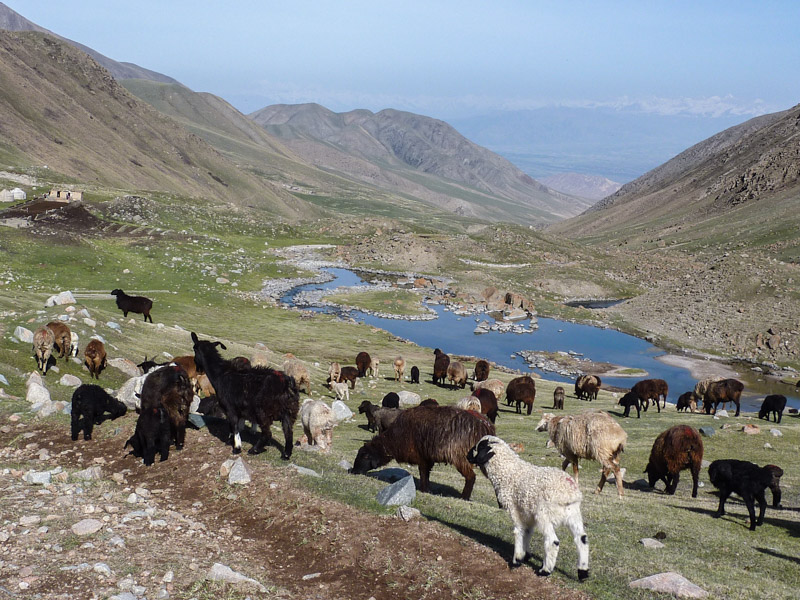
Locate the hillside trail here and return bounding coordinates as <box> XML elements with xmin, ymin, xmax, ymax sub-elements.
<box><xmin>0</xmin><ymin>415</ymin><xmax>590</xmax><ymax>600</ymax></box>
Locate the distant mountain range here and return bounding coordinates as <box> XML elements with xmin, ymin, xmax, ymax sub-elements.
<box><xmin>537</xmin><ymin>173</ymin><xmax>621</xmax><ymax>201</ymax></box>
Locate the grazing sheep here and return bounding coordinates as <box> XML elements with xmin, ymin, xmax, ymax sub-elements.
<box><xmin>758</xmin><ymin>394</ymin><xmax>787</xmax><ymax>423</ymax></box>
<box><xmin>357</xmin><ymin>400</ymin><xmax>401</xmax><ymax>433</ymax></box>
<box><xmin>473</xmin><ymin>387</ymin><xmax>499</xmax><ymax>424</ymax></box>
<box><xmin>645</xmin><ymin>425</ymin><xmax>703</xmax><ymax>497</ymax></box>
<box><xmin>192</xmin><ymin>332</ymin><xmax>300</xmax><ymax>458</ymax></box>
<box><xmin>328</xmin><ymin>361</ymin><xmax>341</xmax><ymax>385</ymax></box>
<box><xmin>110</xmin><ymin>289</ymin><xmax>153</xmax><ymax>322</ymax></box>
<box><xmin>330</xmin><ymin>380</ymin><xmax>350</xmax><ymax>402</ymax></box>
<box><xmin>69</xmin><ymin>331</ymin><xmax>80</xmax><ymax>357</ymax></box>
<box><xmin>138</xmin><ymin>365</ymin><xmax>193</xmax><ymax>451</ymax></box>
<box><xmin>456</xmin><ymin>396</ymin><xmax>482</xmax><ymax>412</ymax></box>
<box><xmin>432</xmin><ymin>348</ymin><xmax>450</xmax><ymax>386</ymax></box>
<box><xmin>676</xmin><ymin>391</ymin><xmax>697</xmax><ymax>413</ymax></box>
<box><xmin>350</xmin><ymin>405</ymin><xmax>495</xmax><ymax>500</ymax></box>
<box><xmin>358</xmin><ymin>400</ymin><xmax>380</xmax><ymax>432</ymax></box>
<box><xmin>83</xmin><ymin>339</ymin><xmax>107</xmax><ymax>380</ymax></box>
<box><xmin>553</xmin><ymin>386</ymin><xmax>565</xmax><ymax>410</ymax></box>
<box><xmin>382</xmin><ymin>392</ymin><xmax>400</xmax><ymax>408</ymax></box>
<box><xmin>300</xmin><ymin>399</ymin><xmax>337</xmax><ymax>451</ymax></box>
<box><xmin>70</xmin><ymin>384</ymin><xmax>127</xmax><ymax>441</ymax></box>
<box><xmin>338</xmin><ymin>366</ymin><xmax>359</xmax><ymax>389</ymax></box>
<box><xmin>369</xmin><ymin>357</ymin><xmax>380</xmax><ymax>378</ymax></box>
<box><xmin>618</xmin><ymin>391</ymin><xmax>643</xmax><ymax>418</ymax></box>
<box><xmin>125</xmin><ymin>406</ymin><xmax>171</xmax><ymax>465</ymax></box>
<box><xmin>536</xmin><ymin>411</ymin><xmax>627</xmax><ymax>498</ymax></box>
<box><xmin>283</xmin><ymin>357</ymin><xmax>311</xmax><ymax>395</ymax></box>
<box><xmin>356</xmin><ymin>351</ymin><xmax>372</xmax><ymax>378</ymax></box>
<box><xmin>694</xmin><ymin>376</ymin><xmax>724</xmax><ymax>410</ymax></box>
<box><xmin>506</xmin><ymin>375</ymin><xmax>536</xmax><ymax>415</ymax></box>
<box><xmin>410</xmin><ymin>365</ymin><xmax>420</xmax><ymax>384</ymax></box>
<box><xmin>709</xmin><ymin>460</ymin><xmax>784</xmax><ymax>530</ymax></box>
<box><xmin>631</xmin><ymin>379</ymin><xmax>666</xmax><ymax>413</ymax></box>
<box><xmin>574</xmin><ymin>375</ymin><xmax>601</xmax><ymax>402</ymax></box>
<box><xmin>473</xmin><ymin>359</ymin><xmax>490</xmax><ymax>383</ymax></box>
<box><xmin>447</xmin><ymin>361</ymin><xmax>468</xmax><ymax>389</ymax></box>
<box><xmin>468</xmin><ymin>436</ymin><xmax>589</xmax><ymax>580</ymax></box>
<box><xmin>393</xmin><ymin>356</ymin><xmax>405</xmax><ymax>382</ymax></box>
<box><xmin>46</xmin><ymin>321</ymin><xmax>71</xmax><ymax>360</ymax></box>
<box><xmin>474</xmin><ymin>378</ymin><xmax>504</xmax><ymax>400</ymax></box>
<box><xmin>704</xmin><ymin>378</ymin><xmax>744</xmax><ymax>417</ymax></box>
<box><xmin>32</xmin><ymin>326</ymin><xmax>55</xmax><ymax>374</ymax></box>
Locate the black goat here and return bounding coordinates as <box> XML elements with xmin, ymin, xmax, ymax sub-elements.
<box><xmin>125</xmin><ymin>406</ymin><xmax>171</xmax><ymax>466</ymax></box>
<box><xmin>758</xmin><ymin>394</ymin><xmax>787</xmax><ymax>423</ymax></box>
<box><xmin>191</xmin><ymin>332</ymin><xmax>299</xmax><ymax>458</ymax></box>
<box><xmin>70</xmin><ymin>384</ymin><xmax>127</xmax><ymax>441</ymax></box>
<box><xmin>709</xmin><ymin>459</ymin><xmax>784</xmax><ymax>530</ymax></box>
<box><xmin>139</xmin><ymin>365</ymin><xmax>193</xmax><ymax>450</ymax></box>
<box><xmin>110</xmin><ymin>289</ymin><xmax>153</xmax><ymax>323</ymax></box>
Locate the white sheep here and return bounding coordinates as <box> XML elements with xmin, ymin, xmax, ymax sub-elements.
<box><xmin>456</xmin><ymin>396</ymin><xmax>482</xmax><ymax>412</ymax></box>
<box><xmin>536</xmin><ymin>411</ymin><xmax>627</xmax><ymax>499</ymax></box>
<box><xmin>468</xmin><ymin>435</ymin><xmax>589</xmax><ymax>580</ymax></box>
<box><xmin>300</xmin><ymin>398</ymin><xmax>337</xmax><ymax>452</ymax></box>
<box><xmin>473</xmin><ymin>378</ymin><xmax>504</xmax><ymax>399</ymax></box>
<box><xmin>369</xmin><ymin>357</ymin><xmax>380</xmax><ymax>378</ymax></box>
<box><xmin>330</xmin><ymin>380</ymin><xmax>350</xmax><ymax>402</ymax></box>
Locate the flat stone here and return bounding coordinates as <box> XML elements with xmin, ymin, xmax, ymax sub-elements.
<box><xmin>716</xmin><ymin>409</ymin><xmax>729</xmax><ymax>418</ymax></box>
<box><xmin>376</xmin><ymin>475</ymin><xmax>416</xmax><ymax>507</ymax></box>
<box><xmin>59</xmin><ymin>374</ymin><xmax>82</xmax><ymax>387</ymax></box>
<box><xmin>187</xmin><ymin>413</ymin><xmax>206</xmax><ymax>428</ymax></box>
<box><xmin>397</xmin><ymin>506</ymin><xmax>421</xmax><ymax>521</ymax></box>
<box><xmin>630</xmin><ymin>572</ymin><xmax>709</xmax><ymax>598</ymax></box>
<box><xmin>372</xmin><ymin>467</ymin><xmax>411</xmax><ymax>483</ymax></box>
<box><xmin>71</xmin><ymin>519</ymin><xmax>103</xmax><ymax>536</ymax></box>
<box><xmin>45</xmin><ymin>291</ymin><xmax>76</xmax><ymax>307</ymax></box>
<box><xmin>640</xmin><ymin>537</ymin><xmax>665</xmax><ymax>548</ymax></box>
<box><xmin>698</xmin><ymin>426</ymin><xmax>715</xmax><ymax>437</ymax></box>
<box><xmin>331</xmin><ymin>400</ymin><xmax>353</xmax><ymax>421</ymax></box>
<box><xmin>13</xmin><ymin>326</ymin><xmax>34</xmax><ymax>343</ymax></box>
<box><xmin>73</xmin><ymin>466</ymin><xmax>103</xmax><ymax>481</ymax></box>
<box><xmin>338</xmin><ymin>459</ymin><xmax>352</xmax><ymax>471</ymax></box>
<box><xmin>228</xmin><ymin>458</ymin><xmax>252</xmax><ymax>485</ymax></box>
<box><xmin>106</xmin><ymin>321</ymin><xmax>122</xmax><ymax>331</ymax></box>
<box><xmin>397</xmin><ymin>391</ymin><xmax>421</xmax><ymax>407</ymax></box>
<box><xmin>24</xmin><ymin>470</ymin><xmax>51</xmax><ymax>485</ymax></box>
<box><xmin>93</xmin><ymin>562</ymin><xmax>113</xmax><ymax>576</ymax></box>
<box><xmin>291</xmin><ymin>464</ymin><xmax>321</xmax><ymax>477</ymax></box>
<box><xmin>107</xmin><ymin>358</ymin><xmax>141</xmax><ymax>378</ymax></box>
<box><xmin>220</xmin><ymin>459</ymin><xmax>235</xmax><ymax>478</ymax></box>
<box><xmin>206</xmin><ymin>562</ymin><xmax>266</xmax><ymax>592</ymax></box>
<box><xmin>20</xmin><ymin>515</ymin><xmax>41</xmax><ymax>526</ymax></box>
<box><xmin>83</xmin><ymin>318</ymin><xmax>96</xmax><ymax>327</ymax></box>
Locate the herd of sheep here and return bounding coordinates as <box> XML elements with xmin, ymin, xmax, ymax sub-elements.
<box><xmin>26</xmin><ymin>289</ymin><xmax>792</xmax><ymax>581</ymax></box>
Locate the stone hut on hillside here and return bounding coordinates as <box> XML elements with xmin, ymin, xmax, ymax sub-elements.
<box><xmin>47</xmin><ymin>189</ymin><xmax>82</xmax><ymax>202</ymax></box>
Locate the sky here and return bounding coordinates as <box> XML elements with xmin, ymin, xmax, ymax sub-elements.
<box><xmin>9</xmin><ymin>0</ymin><xmax>800</xmax><ymax>120</ymax></box>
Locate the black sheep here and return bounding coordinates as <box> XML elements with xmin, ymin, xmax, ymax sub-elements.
<box><xmin>618</xmin><ymin>391</ymin><xmax>642</xmax><ymax>418</ymax></box>
<box><xmin>139</xmin><ymin>365</ymin><xmax>193</xmax><ymax>450</ymax></box>
<box><xmin>125</xmin><ymin>406</ymin><xmax>171</xmax><ymax>465</ymax></box>
<box><xmin>676</xmin><ymin>392</ymin><xmax>697</xmax><ymax>412</ymax></box>
<box><xmin>110</xmin><ymin>289</ymin><xmax>153</xmax><ymax>323</ymax></box>
<box><xmin>382</xmin><ymin>392</ymin><xmax>400</xmax><ymax>408</ymax></box>
<box><xmin>758</xmin><ymin>394</ymin><xmax>787</xmax><ymax>423</ymax></box>
<box><xmin>709</xmin><ymin>459</ymin><xmax>784</xmax><ymax>530</ymax></box>
<box><xmin>410</xmin><ymin>365</ymin><xmax>420</xmax><ymax>384</ymax></box>
<box><xmin>70</xmin><ymin>384</ymin><xmax>127</xmax><ymax>441</ymax></box>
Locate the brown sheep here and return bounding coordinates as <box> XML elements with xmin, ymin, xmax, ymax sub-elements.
<box><xmin>283</xmin><ymin>357</ymin><xmax>311</xmax><ymax>395</ymax></box>
<box><xmin>350</xmin><ymin>405</ymin><xmax>495</xmax><ymax>500</ymax></box>
<box><xmin>32</xmin><ymin>326</ymin><xmax>55</xmax><ymax>374</ymax></box>
<box><xmin>447</xmin><ymin>361</ymin><xmax>468</xmax><ymax>389</ymax></box>
<box><xmin>338</xmin><ymin>366</ymin><xmax>359</xmax><ymax>389</ymax></box>
<box><xmin>553</xmin><ymin>386</ymin><xmax>565</xmax><ymax>410</ymax></box>
<box><xmin>645</xmin><ymin>425</ymin><xmax>704</xmax><ymax>497</ymax></box>
<box><xmin>506</xmin><ymin>375</ymin><xmax>536</xmax><ymax>415</ymax></box>
<box><xmin>83</xmin><ymin>339</ymin><xmax>107</xmax><ymax>380</ymax></box>
<box><xmin>473</xmin><ymin>387</ymin><xmax>499</xmax><ymax>423</ymax></box>
<box><xmin>474</xmin><ymin>378</ymin><xmax>504</xmax><ymax>399</ymax></box>
<box><xmin>356</xmin><ymin>351</ymin><xmax>372</xmax><ymax>378</ymax></box>
<box><xmin>704</xmin><ymin>379</ymin><xmax>744</xmax><ymax>417</ymax></box>
<box><xmin>393</xmin><ymin>356</ymin><xmax>406</xmax><ymax>382</ymax></box>
<box><xmin>473</xmin><ymin>359</ymin><xmax>490</xmax><ymax>383</ymax></box>
<box><xmin>328</xmin><ymin>362</ymin><xmax>341</xmax><ymax>385</ymax></box>
<box><xmin>631</xmin><ymin>379</ymin><xmax>665</xmax><ymax>413</ymax></box>
<box><xmin>196</xmin><ymin>373</ymin><xmax>216</xmax><ymax>397</ymax></box>
<box><xmin>574</xmin><ymin>375</ymin><xmax>601</xmax><ymax>401</ymax></box>
<box><xmin>676</xmin><ymin>392</ymin><xmax>697</xmax><ymax>413</ymax></box>
<box><xmin>693</xmin><ymin>376</ymin><xmax>723</xmax><ymax>410</ymax></box>
<box><xmin>46</xmin><ymin>321</ymin><xmax>72</xmax><ymax>360</ymax></box>
<box><xmin>433</xmin><ymin>348</ymin><xmax>450</xmax><ymax>386</ymax></box>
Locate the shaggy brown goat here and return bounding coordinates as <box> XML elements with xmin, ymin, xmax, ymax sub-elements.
<box><xmin>553</xmin><ymin>386</ymin><xmax>565</xmax><ymax>410</ymax></box>
<box><xmin>631</xmin><ymin>379</ymin><xmax>666</xmax><ymax>413</ymax></box>
<box><xmin>432</xmin><ymin>348</ymin><xmax>450</xmax><ymax>386</ymax></box>
<box><xmin>32</xmin><ymin>326</ymin><xmax>55</xmax><ymax>374</ymax></box>
<box><xmin>472</xmin><ymin>387</ymin><xmax>499</xmax><ymax>423</ymax></box>
<box><xmin>46</xmin><ymin>321</ymin><xmax>72</xmax><ymax>360</ymax></box>
<box><xmin>338</xmin><ymin>366</ymin><xmax>359</xmax><ymax>389</ymax></box>
<box><xmin>447</xmin><ymin>361</ymin><xmax>468</xmax><ymax>389</ymax></box>
<box><xmin>356</xmin><ymin>351</ymin><xmax>372</xmax><ymax>378</ymax></box>
<box><xmin>645</xmin><ymin>425</ymin><xmax>704</xmax><ymax>497</ymax></box>
<box><xmin>83</xmin><ymin>339</ymin><xmax>107</xmax><ymax>380</ymax></box>
<box><xmin>350</xmin><ymin>405</ymin><xmax>495</xmax><ymax>500</ymax></box>
<box><xmin>574</xmin><ymin>375</ymin><xmax>601</xmax><ymax>401</ymax></box>
<box><xmin>703</xmin><ymin>378</ymin><xmax>744</xmax><ymax>417</ymax></box>
<box><xmin>506</xmin><ymin>375</ymin><xmax>537</xmax><ymax>415</ymax></box>
<box><xmin>473</xmin><ymin>359</ymin><xmax>490</xmax><ymax>383</ymax></box>
<box><xmin>676</xmin><ymin>391</ymin><xmax>697</xmax><ymax>413</ymax></box>
<box><xmin>138</xmin><ymin>364</ymin><xmax>194</xmax><ymax>451</ymax></box>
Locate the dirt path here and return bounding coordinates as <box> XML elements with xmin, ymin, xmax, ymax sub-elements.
<box><xmin>0</xmin><ymin>415</ymin><xmax>589</xmax><ymax>600</ymax></box>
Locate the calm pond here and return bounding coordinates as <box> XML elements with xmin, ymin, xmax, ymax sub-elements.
<box><xmin>282</xmin><ymin>268</ymin><xmax>799</xmax><ymax>412</ymax></box>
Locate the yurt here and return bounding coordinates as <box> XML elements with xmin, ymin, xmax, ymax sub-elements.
<box><xmin>10</xmin><ymin>187</ymin><xmax>26</xmax><ymax>201</ymax></box>
<box><xmin>0</xmin><ymin>189</ymin><xmax>13</xmax><ymax>202</ymax></box>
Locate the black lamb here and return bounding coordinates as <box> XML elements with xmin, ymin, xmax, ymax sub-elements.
<box><xmin>110</xmin><ymin>289</ymin><xmax>153</xmax><ymax>323</ymax></box>
<box><xmin>758</xmin><ymin>394</ymin><xmax>787</xmax><ymax>423</ymax></box>
<box><xmin>708</xmin><ymin>459</ymin><xmax>784</xmax><ymax>530</ymax></box>
<box><xmin>70</xmin><ymin>384</ymin><xmax>127</xmax><ymax>441</ymax></box>
<box><xmin>618</xmin><ymin>391</ymin><xmax>642</xmax><ymax>418</ymax></box>
<box><xmin>125</xmin><ymin>406</ymin><xmax>171</xmax><ymax>466</ymax></box>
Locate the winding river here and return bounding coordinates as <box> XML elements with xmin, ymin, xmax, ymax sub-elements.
<box><xmin>281</xmin><ymin>268</ymin><xmax>800</xmax><ymax>413</ymax></box>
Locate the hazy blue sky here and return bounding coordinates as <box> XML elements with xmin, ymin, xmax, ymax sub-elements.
<box><xmin>9</xmin><ymin>1</ymin><xmax>800</xmax><ymax>119</ymax></box>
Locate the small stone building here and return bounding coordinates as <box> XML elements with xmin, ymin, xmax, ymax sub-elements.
<box><xmin>48</xmin><ymin>189</ymin><xmax>82</xmax><ymax>202</ymax></box>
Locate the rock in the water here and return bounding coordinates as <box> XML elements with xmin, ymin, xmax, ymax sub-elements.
<box><xmin>45</xmin><ymin>291</ymin><xmax>76</xmax><ymax>307</ymax></box>
<box><xmin>206</xmin><ymin>563</ymin><xmax>266</xmax><ymax>592</ymax></box>
<box><xmin>397</xmin><ymin>506</ymin><xmax>421</xmax><ymax>521</ymax></box>
<box><xmin>699</xmin><ymin>426</ymin><xmax>715</xmax><ymax>437</ymax></box>
<box><xmin>331</xmin><ymin>400</ymin><xmax>353</xmax><ymax>421</ymax></box>
<box><xmin>376</xmin><ymin>475</ymin><xmax>416</xmax><ymax>506</ymax></box>
<box><xmin>640</xmin><ymin>538</ymin><xmax>665</xmax><ymax>549</ymax></box>
<box><xmin>26</xmin><ymin>382</ymin><xmax>50</xmax><ymax>405</ymax></box>
<box><xmin>629</xmin><ymin>572</ymin><xmax>709</xmax><ymax>598</ymax></box>
<box><xmin>71</xmin><ymin>519</ymin><xmax>103</xmax><ymax>536</ymax></box>
<box><xmin>742</xmin><ymin>424</ymin><xmax>760</xmax><ymax>435</ymax></box>
<box><xmin>107</xmin><ymin>358</ymin><xmax>141</xmax><ymax>378</ymax></box>
<box><xmin>397</xmin><ymin>391</ymin><xmax>421</xmax><ymax>407</ymax></box>
<box><xmin>59</xmin><ymin>374</ymin><xmax>82</xmax><ymax>387</ymax></box>
<box><xmin>228</xmin><ymin>458</ymin><xmax>252</xmax><ymax>485</ymax></box>
<box><xmin>13</xmin><ymin>326</ymin><xmax>34</xmax><ymax>343</ymax></box>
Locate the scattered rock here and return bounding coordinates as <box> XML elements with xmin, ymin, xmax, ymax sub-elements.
<box><xmin>23</xmin><ymin>470</ymin><xmax>52</xmax><ymax>485</ymax></box>
<box><xmin>302</xmin><ymin>572</ymin><xmax>322</xmax><ymax>581</ymax></box>
<box><xmin>376</xmin><ymin>475</ymin><xmax>416</xmax><ymax>507</ymax></box>
<box><xmin>716</xmin><ymin>409</ymin><xmax>729</xmax><ymax>418</ymax></box>
<box><xmin>206</xmin><ymin>562</ymin><xmax>266</xmax><ymax>592</ymax></box>
<box><xmin>742</xmin><ymin>424</ymin><xmax>760</xmax><ymax>435</ymax></box>
<box><xmin>71</xmin><ymin>519</ymin><xmax>103</xmax><ymax>536</ymax></box>
<box><xmin>59</xmin><ymin>374</ymin><xmax>82</xmax><ymax>387</ymax></box>
<box><xmin>699</xmin><ymin>426</ymin><xmax>715</xmax><ymax>437</ymax></box>
<box><xmin>13</xmin><ymin>326</ymin><xmax>34</xmax><ymax>343</ymax></box>
<box><xmin>331</xmin><ymin>400</ymin><xmax>353</xmax><ymax>421</ymax></box>
<box><xmin>291</xmin><ymin>464</ymin><xmax>321</xmax><ymax>478</ymax></box>
<box><xmin>770</xmin><ymin>429</ymin><xmax>782</xmax><ymax>437</ymax></box>
<box><xmin>372</xmin><ymin>467</ymin><xmax>411</xmax><ymax>483</ymax></box>
<box><xmin>397</xmin><ymin>391</ymin><xmax>421</xmax><ymax>407</ymax></box>
<box><xmin>106</xmin><ymin>321</ymin><xmax>122</xmax><ymax>331</ymax></box>
<box><xmin>397</xmin><ymin>506</ymin><xmax>421</xmax><ymax>521</ymax></box>
<box><xmin>45</xmin><ymin>290</ymin><xmax>76</xmax><ymax>307</ymax></box>
<box><xmin>84</xmin><ymin>318</ymin><xmax>96</xmax><ymax>327</ymax></box>
<box><xmin>26</xmin><ymin>383</ymin><xmax>50</xmax><ymax>406</ymax></box>
<box><xmin>107</xmin><ymin>358</ymin><xmax>142</xmax><ymax>378</ymax></box>
<box><xmin>629</xmin><ymin>572</ymin><xmax>709</xmax><ymax>598</ymax></box>
<box><xmin>20</xmin><ymin>515</ymin><xmax>41</xmax><ymax>526</ymax></box>
<box><xmin>338</xmin><ymin>459</ymin><xmax>352</xmax><ymax>471</ymax></box>
<box><xmin>640</xmin><ymin>538</ymin><xmax>665</xmax><ymax>549</ymax></box>
<box><xmin>228</xmin><ymin>458</ymin><xmax>252</xmax><ymax>485</ymax></box>
<box><xmin>73</xmin><ymin>466</ymin><xmax>103</xmax><ymax>481</ymax></box>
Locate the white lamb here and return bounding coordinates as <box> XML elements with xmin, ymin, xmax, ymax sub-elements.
<box><xmin>468</xmin><ymin>435</ymin><xmax>589</xmax><ymax>580</ymax></box>
<box><xmin>69</xmin><ymin>332</ymin><xmax>80</xmax><ymax>357</ymax></box>
<box><xmin>300</xmin><ymin>398</ymin><xmax>337</xmax><ymax>452</ymax></box>
<box><xmin>330</xmin><ymin>380</ymin><xmax>350</xmax><ymax>402</ymax></box>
